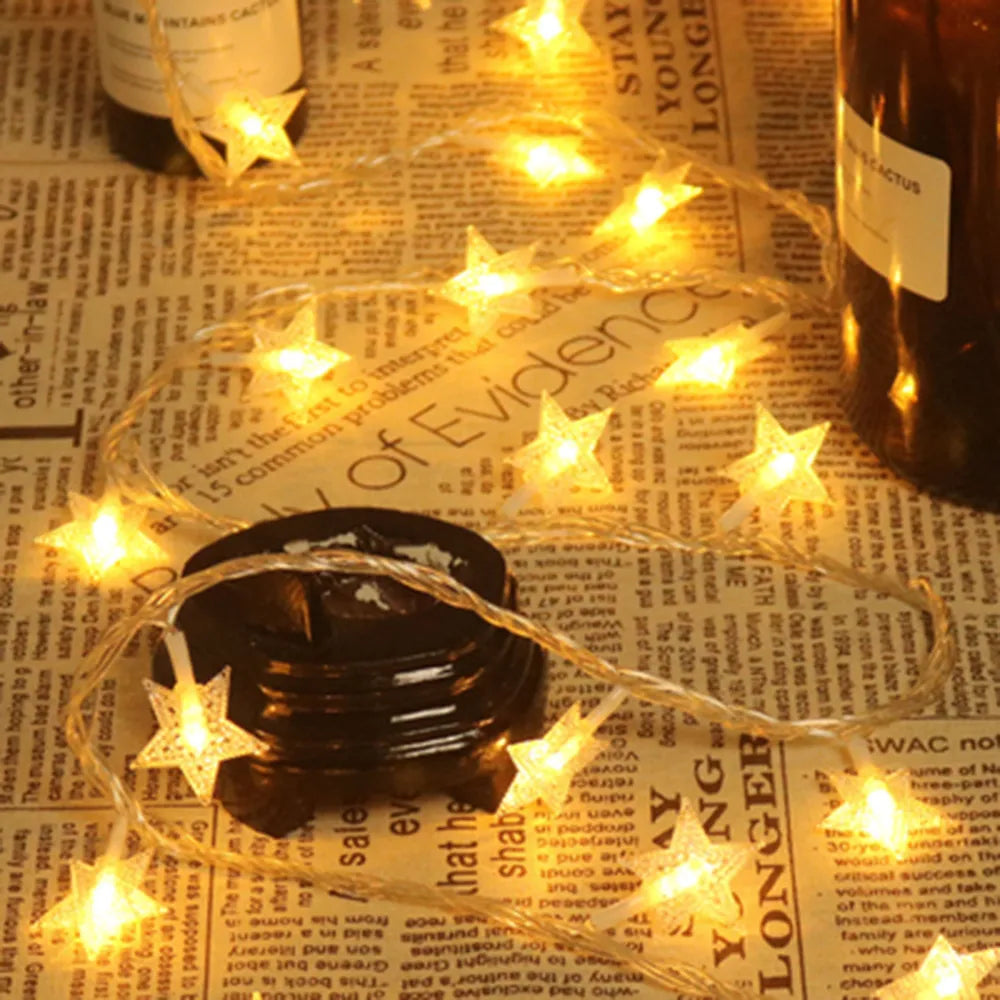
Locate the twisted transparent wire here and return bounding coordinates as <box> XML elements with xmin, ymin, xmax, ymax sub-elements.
<box><xmin>105</xmin><ymin>8</ymin><xmax>840</xmax><ymax>525</ymax></box>
<box><xmin>64</xmin><ymin>529</ymin><xmax>954</xmax><ymax>999</ymax></box>
<box><xmin>100</xmin><ymin>278</ymin><xmax>442</xmax><ymax>526</ymax></box>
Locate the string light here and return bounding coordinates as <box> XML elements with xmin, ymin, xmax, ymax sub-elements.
<box><xmin>243</xmin><ymin>302</ymin><xmax>350</xmax><ymax>405</ymax></box>
<box><xmin>60</xmin><ymin>529</ymin><xmax>956</xmax><ymax>991</ymax></box>
<box><xmin>132</xmin><ymin>631</ymin><xmax>268</xmax><ymax>804</ymax></box>
<box><xmin>198</xmin><ymin>88</ymin><xmax>307</xmax><ymax>183</ymax></box>
<box><xmin>34</xmin><ymin>818</ymin><xmax>165</xmax><ymax>960</ymax></box>
<box><xmin>438</xmin><ymin>226</ymin><xmax>538</xmax><ymax>334</ymax></box>
<box><xmin>821</xmin><ymin>762</ymin><xmax>941</xmax><ymax>858</ymax></box>
<box><xmin>719</xmin><ymin>404</ymin><xmax>831</xmax><ymax>530</ymax></box>
<box><xmin>594</xmin><ymin>159</ymin><xmax>701</xmax><ymax>238</ymax></box>
<box><xmin>34</xmin><ymin>491</ymin><xmax>164</xmax><ymax>579</ymax></box>
<box><xmin>875</xmin><ymin>936</ymin><xmax>999</xmax><ymax>1000</ymax></box>
<box><xmin>656</xmin><ymin>312</ymin><xmax>786</xmax><ymax>391</ymax></box>
<box><xmin>34</xmin><ymin>14</ymin><xmax>962</xmax><ymax>987</ymax></box>
<box><xmin>591</xmin><ymin>798</ymin><xmax>754</xmax><ymax>932</ymax></box>
<box><xmin>501</xmin><ymin>390</ymin><xmax>613</xmax><ymax>516</ymax></box>
<box><xmin>499</xmin><ymin>135</ymin><xmax>600</xmax><ymax>187</ymax></box>
<box><xmin>501</xmin><ymin>687</ymin><xmax>627</xmax><ymax>813</ymax></box>
<box><xmin>491</xmin><ymin>0</ymin><xmax>597</xmax><ymax>64</ymax></box>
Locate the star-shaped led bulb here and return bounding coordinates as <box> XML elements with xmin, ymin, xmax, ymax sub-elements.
<box><xmin>656</xmin><ymin>312</ymin><xmax>785</xmax><ymax>391</ymax></box>
<box><xmin>502</xmin><ymin>391</ymin><xmax>613</xmax><ymax>515</ymax></box>
<box><xmin>245</xmin><ymin>303</ymin><xmax>349</xmax><ymax>405</ymax></box>
<box><xmin>35</xmin><ymin>491</ymin><xmax>164</xmax><ymax>579</ymax></box>
<box><xmin>591</xmin><ymin>798</ymin><xmax>753</xmax><ymax>932</ymax></box>
<box><xmin>199</xmin><ymin>88</ymin><xmax>306</xmax><ymax>182</ymax></box>
<box><xmin>876</xmin><ymin>936</ymin><xmax>999</xmax><ymax>1000</ymax></box>
<box><xmin>719</xmin><ymin>404</ymin><xmax>830</xmax><ymax>530</ymax></box>
<box><xmin>132</xmin><ymin>666</ymin><xmax>268</xmax><ymax>804</ymax></box>
<box><xmin>821</xmin><ymin>765</ymin><xmax>941</xmax><ymax>858</ymax></box>
<box><xmin>890</xmin><ymin>368</ymin><xmax>919</xmax><ymax>413</ymax></box>
<box><xmin>35</xmin><ymin>850</ymin><xmax>165</xmax><ymax>959</ymax></box>
<box><xmin>491</xmin><ymin>0</ymin><xmax>597</xmax><ymax>63</ymax></box>
<box><xmin>500</xmin><ymin>703</ymin><xmax>607</xmax><ymax>813</ymax></box>
<box><xmin>499</xmin><ymin>135</ymin><xmax>600</xmax><ymax>187</ymax></box>
<box><xmin>595</xmin><ymin>160</ymin><xmax>701</xmax><ymax>238</ymax></box>
<box><xmin>438</xmin><ymin>227</ymin><xmax>538</xmax><ymax>335</ymax></box>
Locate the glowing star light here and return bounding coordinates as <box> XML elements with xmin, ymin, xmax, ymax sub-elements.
<box><xmin>491</xmin><ymin>0</ymin><xmax>597</xmax><ymax>63</ymax></box>
<box><xmin>890</xmin><ymin>367</ymin><xmax>919</xmax><ymax>413</ymax></box>
<box><xmin>501</xmin><ymin>687</ymin><xmax>627</xmax><ymax>814</ymax></box>
<box><xmin>821</xmin><ymin>764</ymin><xmax>941</xmax><ymax>858</ymax></box>
<box><xmin>199</xmin><ymin>87</ymin><xmax>306</xmax><ymax>182</ymax></box>
<box><xmin>591</xmin><ymin>798</ymin><xmax>754</xmax><ymax>932</ymax></box>
<box><xmin>719</xmin><ymin>403</ymin><xmax>830</xmax><ymax>531</ymax></box>
<box><xmin>656</xmin><ymin>312</ymin><xmax>786</xmax><ymax>391</ymax></box>
<box><xmin>500</xmin><ymin>135</ymin><xmax>600</xmax><ymax>187</ymax></box>
<box><xmin>35</xmin><ymin>819</ymin><xmax>165</xmax><ymax>960</ymax></box>
<box><xmin>439</xmin><ymin>227</ymin><xmax>538</xmax><ymax>335</ymax></box>
<box><xmin>877</xmin><ymin>936</ymin><xmax>1000</xmax><ymax>1000</ymax></box>
<box><xmin>501</xmin><ymin>390</ymin><xmax>613</xmax><ymax>517</ymax></box>
<box><xmin>595</xmin><ymin>159</ymin><xmax>702</xmax><ymax>238</ymax></box>
<box><xmin>132</xmin><ymin>631</ymin><xmax>268</xmax><ymax>804</ymax></box>
<box><xmin>245</xmin><ymin>303</ymin><xmax>349</xmax><ymax>405</ymax></box>
<box><xmin>35</xmin><ymin>491</ymin><xmax>164</xmax><ymax>579</ymax></box>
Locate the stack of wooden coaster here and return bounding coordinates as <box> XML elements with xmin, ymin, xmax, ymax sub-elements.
<box><xmin>154</xmin><ymin>507</ymin><xmax>548</xmax><ymax>836</ymax></box>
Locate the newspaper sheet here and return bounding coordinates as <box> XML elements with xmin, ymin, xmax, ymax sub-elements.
<box><xmin>2</xmin><ymin>1</ymin><xmax>1000</xmax><ymax>999</ymax></box>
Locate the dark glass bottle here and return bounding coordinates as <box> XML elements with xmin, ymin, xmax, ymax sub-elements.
<box><xmin>93</xmin><ymin>0</ymin><xmax>307</xmax><ymax>176</ymax></box>
<box><xmin>837</xmin><ymin>0</ymin><xmax>1000</xmax><ymax>508</ymax></box>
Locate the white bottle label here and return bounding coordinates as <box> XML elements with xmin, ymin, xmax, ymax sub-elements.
<box><xmin>836</xmin><ymin>99</ymin><xmax>951</xmax><ymax>302</ymax></box>
<box><xmin>93</xmin><ymin>0</ymin><xmax>303</xmax><ymax>118</ymax></box>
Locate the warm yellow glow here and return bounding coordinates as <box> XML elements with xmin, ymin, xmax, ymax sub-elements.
<box><xmin>490</xmin><ymin>0</ymin><xmax>596</xmax><ymax>62</ymax></box>
<box><xmin>476</xmin><ymin>272</ymin><xmax>519</xmax><ymax>298</ymax></box>
<box><xmin>507</xmin><ymin>391</ymin><xmax>613</xmax><ymax>504</ymax></box>
<box><xmin>233</xmin><ymin>107</ymin><xmax>266</xmax><ymax>138</ymax></box>
<box><xmin>657</xmin><ymin>314</ymin><xmax>782</xmax><ymax>392</ymax></box>
<box><xmin>842</xmin><ymin>307</ymin><xmax>859</xmax><ymax>367</ymax></box>
<box><xmin>269</xmin><ymin>346</ymin><xmax>342</xmax><ymax>380</ymax></box>
<box><xmin>595</xmin><ymin>159</ymin><xmax>701</xmax><ymax>238</ymax></box>
<box><xmin>90</xmin><ymin>511</ymin><xmax>121</xmax><ymax>552</ymax></box>
<box><xmin>180</xmin><ymin>687</ymin><xmax>211</xmax><ymax>755</ymax></box>
<box><xmin>651</xmin><ymin>857</ymin><xmax>711</xmax><ymax>900</ymax></box>
<box><xmin>875</xmin><ymin>935</ymin><xmax>1000</xmax><ymax>1000</ymax></box>
<box><xmin>35</xmin><ymin>492</ymin><xmax>164</xmax><ymax>579</ymax></box>
<box><xmin>934</xmin><ymin>969</ymin><xmax>963</xmax><ymax>998</ymax></box>
<box><xmin>246</xmin><ymin>303</ymin><xmax>350</xmax><ymax>403</ymax></box>
<box><xmin>525</xmin><ymin>142</ymin><xmax>589</xmax><ymax>184</ymax></box>
<box><xmin>198</xmin><ymin>87</ymin><xmax>307</xmax><ymax>182</ymax></box>
<box><xmin>688</xmin><ymin>345</ymin><xmax>730</xmax><ymax>383</ymax></box>
<box><xmin>720</xmin><ymin>404</ymin><xmax>830</xmax><ymax>529</ymax></box>
<box><xmin>78</xmin><ymin>870</ymin><xmax>136</xmax><ymax>957</ymax></box>
<box><xmin>35</xmin><ymin>851</ymin><xmax>166</xmax><ymax>960</ymax></box>
<box><xmin>536</xmin><ymin>8</ymin><xmax>564</xmax><ymax>40</ymax></box>
<box><xmin>861</xmin><ymin>780</ymin><xmax>901</xmax><ymax>850</ymax></box>
<box><xmin>540</xmin><ymin>437</ymin><xmax>581</xmax><ymax>477</ymax></box>
<box><xmin>591</xmin><ymin>798</ymin><xmax>754</xmax><ymax>932</ymax></box>
<box><xmin>80</xmin><ymin>510</ymin><xmax>128</xmax><ymax>575</ymax></box>
<box><xmin>764</xmin><ymin>450</ymin><xmax>797</xmax><ymax>486</ymax></box>
<box><xmin>890</xmin><ymin>369</ymin><xmax>918</xmax><ymax>412</ymax></box>
<box><xmin>502</xmin><ymin>136</ymin><xmax>600</xmax><ymax>187</ymax></box>
<box><xmin>822</xmin><ymin>766</ymin><xmax>941</xmax><ymax>859</ymax></box>
<box><xmin>133</xmin><ymin>668</ymin><xmax>268</xmax><ymax>805</ymax></box>
<box><xmin>500</xmin><ymin>703</ymin><xmax>607</xmax><ymax>814</ymax></box>
<box><xmin>438</xmin><ymin>226</ymin><xmax>538</xmax><ymax>335</ymax></box>
<box><xmin>630</xmin><ymin>185</ymin><xmax>670</xmax><ymax>231</ymax></box>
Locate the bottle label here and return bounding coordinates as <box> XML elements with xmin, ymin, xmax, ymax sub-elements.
<box><xmin>836</xmin><ymin>99</ymin><xmax>951</xmax><ymax>302</ymax></box>
<box><xmin>93</xmin><ymin>0</ymin><xmax>303</xmax><ymax>119</ymax></box>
